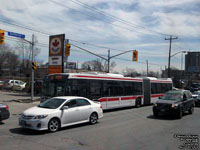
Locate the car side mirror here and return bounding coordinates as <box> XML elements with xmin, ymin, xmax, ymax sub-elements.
<box><xmin>62</xmin><ymin>106</ymin><xmax>69</xmax><ymax>110</ymax></box>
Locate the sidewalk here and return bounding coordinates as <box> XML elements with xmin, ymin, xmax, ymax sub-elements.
<box><xmin>0</xmin><ymin>90</ymin><xmax>40</xmax><ymax>116</ymax></box>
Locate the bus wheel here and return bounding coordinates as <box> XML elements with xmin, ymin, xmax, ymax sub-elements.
<box><xmin>135</xmin><ymin>98</ymin><xmax>141</xmax><ymax>108</ymax></box>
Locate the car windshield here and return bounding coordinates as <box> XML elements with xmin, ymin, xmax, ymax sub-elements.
<box><xmin>162</xmin><ymin>92</ymin><xmax>182</xmax><ymax>101</ymax></box>
<box><xmin>38</xmin><ymin>98</ymin><xmax>66</xmax><ymax>109</ymax></box>
<box><xmin>192</xmin><ymin>91</ymin><xmax>199</xmax><ymax>94</ymax></box>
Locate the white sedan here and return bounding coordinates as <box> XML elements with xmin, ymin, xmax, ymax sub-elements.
<box><xmin>19</xmin><ymin>96</ymin><xmax>103</xmax><ymax>132</ymax></box>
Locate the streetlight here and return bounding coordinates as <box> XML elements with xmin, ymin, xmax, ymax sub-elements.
<box><xmin>168</xmin><ymin>51</ymin><xmax>187</xmax><ymax>77</ymax></box>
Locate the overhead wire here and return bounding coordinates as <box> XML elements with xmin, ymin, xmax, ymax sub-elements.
<box><xmin>48</xmin><ymin>0</ymin><xmax>163</xmax><ymax>37</ymax></box>
<box><xmin>69</xmin><ymin>0</ymin><xmax>170</xmax><ymax>36</ymax></box>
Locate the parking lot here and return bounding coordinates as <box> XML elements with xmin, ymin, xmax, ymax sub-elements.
<box><xmin>0</xmin><ymin>90</ymin><xmax>199</xmax><ymax>150</ymax></box>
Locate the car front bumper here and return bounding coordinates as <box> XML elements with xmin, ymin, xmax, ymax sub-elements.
<box><xmin>195</xmin><ymin>100</ymin><xmax>200</xmax><ymax>106</ymax></box>
<box><xmin>0</xmin><ymin>111</ymin><xmax>10</xmax><ymax>121</ymax></box>
<box><xmin>153</xmin><ymin>106</ymin><xmax>179</xmax><ymax>115</ymax></box>
<box><xmin>19</xmin><ymin>117</ymin><xmax>48</xmax><ymax>131</ymax></box>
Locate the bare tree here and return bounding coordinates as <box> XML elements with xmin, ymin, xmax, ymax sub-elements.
<box><xmin>0</xmin><ymin>44</ymin><xmax>20</xmax><ymax>76</ymax></box>
<box><xmin>15</xmin><ymin>42</ymin><xmax>41</xmax><ymax>70</ymax></box>
<box><xmin>122</xmin><ymin>67</ymin><xmax>139</xmax><ymax>77</ymax></box>
<box><xmin>81</xmin><ymin>59</ymin><xmax>116</xmax><ymax>72</ymax></box>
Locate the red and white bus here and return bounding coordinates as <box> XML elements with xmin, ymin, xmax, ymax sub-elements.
<box><xmin>41</xmin><ymin>72</ymin><xmax>173</xmax><ymax>110</ymax></box>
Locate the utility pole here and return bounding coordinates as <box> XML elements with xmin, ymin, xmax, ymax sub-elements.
<box><xmin>165</xmin><ymin>35</ymin><xmax>178</xmax><ymax>77</ymax></box>
<box><xmin>31</xmin><ymin>34</ymin><xmax>34</xmax><ymax>101</ymax></box>
<box><xmin>146</xmin><ymin>60</ymin><xmax>149</xmax><ymax>76</ymax></box>
<box><xmin>107</xmin><ymin>50</ymin><xmax>110</xmax><ymax>73</ymax></box>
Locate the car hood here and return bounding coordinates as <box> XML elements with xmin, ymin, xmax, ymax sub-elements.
<box><xmin>23</xmin><ymin>106</ymin><xmax>57</xmax><ymax>115</ymax></box>
<box><xmin>156</xmin><ymin>100</ymin><xmax>179</xmax><ymax>104</ymax></box>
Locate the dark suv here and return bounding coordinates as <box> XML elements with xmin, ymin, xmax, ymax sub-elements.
<box><xmin>153</xmin><ymin>90</ymin><xmax>194</xmax><ymax>119</ymax></box>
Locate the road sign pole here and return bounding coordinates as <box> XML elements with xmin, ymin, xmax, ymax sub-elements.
<box><xmin>31</xmin><ymin>34</ymin><xmax>34</xmax><ymax>101</ymax></box>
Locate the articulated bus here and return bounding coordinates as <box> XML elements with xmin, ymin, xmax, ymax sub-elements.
<box><xmin>41</xmin><ymin>72</ymin><xmax>173</xmax><ymax>110</ymax></box>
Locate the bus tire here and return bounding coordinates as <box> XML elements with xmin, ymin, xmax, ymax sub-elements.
<box><xmin>135</xmin><ymin>98</ymin><xmax>141</xmax><ymax>108</ymax></box>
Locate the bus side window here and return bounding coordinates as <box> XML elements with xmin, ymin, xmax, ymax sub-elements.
<box><xmin>65</xmin><ymin>86</ymin><xmax>71</xmax><ymax>95</ymax></box>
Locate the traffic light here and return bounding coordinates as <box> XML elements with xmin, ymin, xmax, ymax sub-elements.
<box><xmin>65</xmin><ymin>43</ymin><xmax>71</xmax><ymax>56</ymax></box>
<box><xmin>0</xmin><ymin>30</ymin><xmax>5</xmax><ymax>45</ymax></box>
<box><xmin>32</xmin><ymin>62</ymin><xmax>37</xmax><ymax>70</ymax></box>
<box><xmin>132</xmin><ymin>50</ymin><xmax>138</xmax><ymax>61</ymax></box>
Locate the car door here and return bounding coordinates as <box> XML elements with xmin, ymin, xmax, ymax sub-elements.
<box><xmin>185</xmin><ymin>91</ymin><xmax>193</xmax><ymax>110</ymax></box>
<box><xmin>76</xmin><ymin>99</ymin><xmax>92</xmax><ymax>121</ymax></box>
<box><xmin>182</xmin><ymin>93</ymin><xmax>188</xmax><ymax>111</ymax></box>
<box><xmin>61</xmin><ymin>99</ymin><xmax>81</xmax><ymax>125</ymax></box>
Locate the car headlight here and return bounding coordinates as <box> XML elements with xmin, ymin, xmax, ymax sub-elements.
<box><xmin>34</xmin><ymin>115</ymin><xmax>48</xmax><ymax>119</ymax></box>
<box><xmin>154</xmin><ymin>103</ymin><xmax>158</xmax><ymax>107</ymax></box>
<box><xmin>171</xmin><ymin>104</ymin><xmax>178</xmax><ymax>108</ymax></box>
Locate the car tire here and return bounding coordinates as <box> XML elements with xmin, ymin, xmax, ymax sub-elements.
<box><xmin>177</xmin><ymin>108</ymin><xmax>183</xmax><ymax>119</ymax></box>
<box><xmin>48</xmin><ymin>118</ymin><xmax>60</xmax><ymax>132</ymax></box>
<box><xmin>90</xmin><ymin>113</ymin><xmax>98</xmax><ymax>124</ymax></box>
<box><xmin>153</xmin><ymin>110</ymin><xmax>159</xmax><ymax>117</ymax></box>
<box><xmin>135</xmin><ymin>98</ymin><xmax>141</xmax><ymax>108</ymax></box>
<box><xmin>188</xmin><ymin>105</ymin><xmax>194</xmax><ymax>114</ymax></box>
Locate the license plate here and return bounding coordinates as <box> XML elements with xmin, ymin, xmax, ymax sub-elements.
<box><xmin>160</xmin><ymin>109</ymin><xmax>165</xmax><ymax>112</ymax></box>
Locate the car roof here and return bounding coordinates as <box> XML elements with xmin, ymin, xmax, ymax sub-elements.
<box><xmin>167</xmin><ymin>90</ymin><xmax>188</xmax><ymax>94</ymax></box>
<box><xmin>52</xmin><ymin>96</ymin><xmax>89</xmax><ymax>100</ymax></box>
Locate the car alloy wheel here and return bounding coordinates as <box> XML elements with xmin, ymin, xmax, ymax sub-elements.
<box><xmin>189</xmin><ymin>106</ymin><xmax>194</xmax><ymax>114</ymax></box>
<box><xmin>90</xmin><ymin>113</ymin><xmax>98</xmax><ymax>124</ymax></box>
<box><xmin>48</xmin><ymin>118</ymin><xmax>60</xmax><ymax>132</ymax></box>
<box><xmin>177</xmin><ymin>108</ymin><xmax>182</xmax><ymax>119</ymax></box>
<box><xmin>153</xmin><ymin>110</ymin><xmax>159</xmax><ymax>117</ymax></box>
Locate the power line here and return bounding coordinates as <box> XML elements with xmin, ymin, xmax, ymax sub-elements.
<box><xmin>0</xmin><ymin>19</ymin><xmax>51</xmax><ymax>36</ymax></box>
<box><xmin>1</xmin><ymin>18</ymin><xmax>170</xmax><ymax>58</ymax></box>
<box><xmin>48</xmin><ymin>0</ymin><xmax>162</xmax><ymax>37</ymax></box>
<box><xmin>69</xmin><ymin>0</ymin><xmax>170</xmax><ymax>37</ymax></box>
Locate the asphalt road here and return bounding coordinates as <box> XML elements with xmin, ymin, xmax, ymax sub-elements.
<box><xmin>0</xmin><ymin>104</ymin><xmax>200</xmax><ymax>150</ymax></box>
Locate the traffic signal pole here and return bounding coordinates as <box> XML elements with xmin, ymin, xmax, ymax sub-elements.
<box><xmin>31</xmin><ymin>34</ymin><xmax>34</xmax><ymax>101</ymax></box>
<box><xmin>65</xmin><ymin>39</ymin><xmax>69</xmax><ymax>69</ymax></box>
<box><xmin>71</xmin><ymin>44</ymin><xmax>135</xmax><ymax>73</ymax></box>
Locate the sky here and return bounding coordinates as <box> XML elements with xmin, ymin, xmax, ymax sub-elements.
<box><xmin>0</xmin><ymin>0</ymin><xmax>200</xmax><ymax>74</ymax></box>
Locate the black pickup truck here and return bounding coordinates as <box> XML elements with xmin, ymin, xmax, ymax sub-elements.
<box><xmin>153</xmin><ymin>90</ymin><xmax>195</xmax><ymax>119</ymax></box>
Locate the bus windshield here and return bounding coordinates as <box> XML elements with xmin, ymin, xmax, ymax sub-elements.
<box><xmin>42</xmin><ymin>75</ymin><xmax>68</xmax><ymax>97</ymax></box>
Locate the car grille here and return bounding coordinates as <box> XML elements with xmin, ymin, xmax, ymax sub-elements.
<box><xmin>157</xmin><ymin>103</ymin><xmax>171</xmax><ymax>109</ymax></box>
<box><xmin>22</xmin><ymin>114</ymin><xmax>34</xmax><ymax>120</ymax></box>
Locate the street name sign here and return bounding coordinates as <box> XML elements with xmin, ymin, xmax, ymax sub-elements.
<box><xmin>8</xmin><ymin>32</ymin><xmax>25</xmax><ymax>39</ymax></box>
